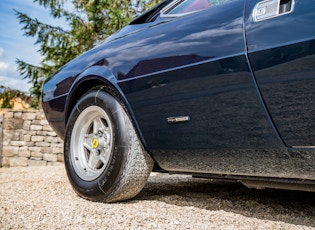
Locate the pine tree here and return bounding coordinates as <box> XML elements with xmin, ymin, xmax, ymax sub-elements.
<box><xmin>15</xmin><ymin>0</ymin><xmax>160</xmax><ymax>103</ymax></box>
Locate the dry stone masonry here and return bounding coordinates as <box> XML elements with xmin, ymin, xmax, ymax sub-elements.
<box><xmin>0</xmin><ymin>110</ymin><xmax>63</xmax><ymax>167</ymax></box>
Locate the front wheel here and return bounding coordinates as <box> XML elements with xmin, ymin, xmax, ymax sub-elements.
<box><xmin>64</xmin><ymin>89</ymin><xmax>153</xmax><ymax>202</ymax></box>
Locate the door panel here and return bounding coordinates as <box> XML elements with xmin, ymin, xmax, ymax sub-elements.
<box><xmin>117</xmin><ymin>0</ymin><xmax>284</xmax><ymax>171</ymax></box>
<box><xmin>245</xmin><ymin>0</ymin><xmax>315</xmax><ymax>147</ymax></box>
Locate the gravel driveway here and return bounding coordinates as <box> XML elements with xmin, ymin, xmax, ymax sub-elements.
<box><xmin>1</xmin><ymin>165</ymin><xmax>315</xmax><ymax>229</ymax></box>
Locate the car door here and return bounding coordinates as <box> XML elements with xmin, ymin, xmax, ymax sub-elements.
<box><xmin>245</xmin><ymin>0</ymin><xmax>315</xmax><ymax>147</ymax></box>
<box><xmin>117</xmin><ymin>0</ymin><xmax>283</xmax><ymax>171</ymax></box>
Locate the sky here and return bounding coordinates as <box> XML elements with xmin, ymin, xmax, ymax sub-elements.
<box><xmin>0</xmin><ymin>0</ymin><xmax>68</xmax><ymax>93</ymax></box>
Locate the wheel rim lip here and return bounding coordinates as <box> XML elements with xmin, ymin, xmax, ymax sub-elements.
<box><xmin>70</xmin><ymin>106</ymin><xmax>113</xmax><ymax>181</ymax></box>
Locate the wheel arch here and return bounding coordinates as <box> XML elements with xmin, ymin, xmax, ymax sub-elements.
<box><xmin>65</xmin><ymin>66</ymin><xmax>148</xmax><ymax>149</ymax></box>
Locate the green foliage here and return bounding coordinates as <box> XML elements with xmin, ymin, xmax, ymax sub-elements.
<box><xmin>0</xmin><ymin>92</ymin><xmax>13</xmax><ymax>109</ymax></box>
<box><xmin>30</xmin><ymin>97</ymin><xmax>40</xmax><ymax>109</ymax></box>
<box><xmin>15</xmin><ymin>0</ymin><xmax>161</xmax><ymax>103</ymax></box>
<box><xmin>0</xmin><ymin>86</ymin><xmax>31</xmax><ymax>109</ymax></box>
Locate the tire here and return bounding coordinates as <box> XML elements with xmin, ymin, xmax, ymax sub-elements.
<box><xmin>64</xmin><ymin>89</ymin><xmax>154</xmax><ymax>202</ymax></box>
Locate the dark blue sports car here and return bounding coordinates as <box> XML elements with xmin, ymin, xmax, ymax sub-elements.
<box><xmin>42</xmin><ymin>0</ymin><xmax>315</xmax><ymax>202</ymax></box>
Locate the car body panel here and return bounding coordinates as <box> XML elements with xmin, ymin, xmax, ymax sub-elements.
<box><xmin>42</xmin><ymin>0</ymin><xmax>315</xmax><ymax>187</ymax></box>
<box><xmin>245</xmin><ymin>0</ymin><xmax>315</xmax><ymax>147</ymax></box>
<box><xmin>116</xmin><ymin>0</ymin><xmax>284</xmax><ymax>172</ymax></box>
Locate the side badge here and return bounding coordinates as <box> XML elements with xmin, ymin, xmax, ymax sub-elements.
<box><xmin>166</xmin><ymin>116</ymin><xmax>190</xmax><ymax>124</ymax></box>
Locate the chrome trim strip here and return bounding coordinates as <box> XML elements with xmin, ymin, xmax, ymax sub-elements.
<box><xmin>292</xmin><ymin>146</ymin><xmax>315</xmax><ymax>149</ymax></box>
<box><xmin>167</xmin><ymin>116</ymin><xmax>190</xmax><ymax>124</ymax></box>
<box><xmin>160</xmin><ymin>0</ymin><xmax>207</xmax><ymax>18</ymax></box>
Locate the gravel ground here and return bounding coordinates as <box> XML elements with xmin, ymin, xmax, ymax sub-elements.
<box><xmin>1</xmin><ymin>165</ymin><xmax>315</xmax><ymax>229</ymax></box>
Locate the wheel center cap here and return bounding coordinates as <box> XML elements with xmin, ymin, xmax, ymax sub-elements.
<box><xmin>92</xmin><ymin>138</ymin><xmax>99</xmax><ymax>149</ymax></box>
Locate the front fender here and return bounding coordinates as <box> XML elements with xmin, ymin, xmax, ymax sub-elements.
<box><xmin>65</xmin><ymin>65</ymin><xmax>119</xmax><ymax>121</ymax></box>
<box><xmin>64</xmin><ymin>65</ymin><xmax>148</xmax><ymax>148</ymax></box>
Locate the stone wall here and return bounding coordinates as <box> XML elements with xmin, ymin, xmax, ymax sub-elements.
<box><xmin>0</xmin><ymin>110</ymin><xmax>63</xmax><ymax>167</ymax></box>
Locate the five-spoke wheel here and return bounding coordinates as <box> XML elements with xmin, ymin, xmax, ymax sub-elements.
<box><xmin>64</xmin><ymin>89</ymin><xmax>153</xmax><ymax>202</ymax></box>
<box><xmin>71</xmin><ymin>106</ymin><xmax>113</xmax><ymax>181</ymax></box>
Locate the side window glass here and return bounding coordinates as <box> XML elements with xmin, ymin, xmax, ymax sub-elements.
<box><xmin>161</xmin><ymin>0</ymin><xmax>234</xmax><ymax>17</ymax></box>
<box><xmin>209</xmin><ymin>0</ymin><xmax>234</xmax><ymax>7</ymax></box>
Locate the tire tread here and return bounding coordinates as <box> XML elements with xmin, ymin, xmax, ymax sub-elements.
<box><xmin>100</xmin><ymin>104</ymin><xmax>153</xmax><ymax>202</ymax></box>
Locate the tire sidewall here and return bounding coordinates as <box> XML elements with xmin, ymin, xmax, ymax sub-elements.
<box><xmin>64</xmin><ymin>90</ymin><xmax>129</xmax><ymax>201</ymax></box>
